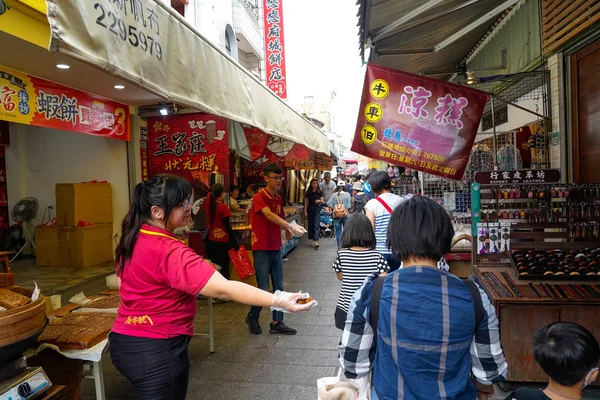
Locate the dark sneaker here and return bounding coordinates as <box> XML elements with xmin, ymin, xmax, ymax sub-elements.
<box><xmin>245</xmin><ymin>316</ymin><xmax>262</xmax><ymax>335</ymax></box>
<box><xmin>269</xmin><ymin>322</ymin><xmax>297</xmax><ymax>335</ymax></box>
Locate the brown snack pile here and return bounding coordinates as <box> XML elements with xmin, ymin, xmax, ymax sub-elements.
<box><xmin>0</xmin><ymin>288</ymin><xmax>31</xmax><ymax>309</ymax></box>
<box><xmin>83</xmin><ymin>295</ymin><xmax>121</xmax><ymax>309</ymax></box>
<box><xmin>297</xmin><ymin>297</ymin><xmax>313</xmax><ymax>304</ymax></box>
<box><xmin>38</xmin><ymin>312</ymin><xmax>115</xmax><ymax>350</ymax></box>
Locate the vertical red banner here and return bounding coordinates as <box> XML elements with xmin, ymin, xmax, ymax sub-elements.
<box><xmin>139</xmin><ymin>126</ymin><xmax>149</xmax><ymax>181</ymax></box>
<box><xmin>263</xmin><ymin>0</ymin><xmax>287</xmax><ymax>99</ymax></box>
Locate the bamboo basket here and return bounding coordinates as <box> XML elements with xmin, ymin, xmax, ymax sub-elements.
<box><xmin>0</xmin><ymin>287</ymin><xmax>47</xmax><ymax>347</ymax></box>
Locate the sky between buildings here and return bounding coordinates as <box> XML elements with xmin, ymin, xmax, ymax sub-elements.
<box><xmin>283</xmin><ymin>0</ymin><xmax>366</xmax><ymax>146</ymax></box>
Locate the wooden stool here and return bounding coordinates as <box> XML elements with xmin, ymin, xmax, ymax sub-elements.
<box><xmin>0</xmin><ymin>251</ymin><xmax>14</xmax><ymax>287</ymax></box>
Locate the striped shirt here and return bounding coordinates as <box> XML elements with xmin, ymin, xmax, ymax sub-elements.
<box><xmin>364</xmin><ymin>193</ymin><xmax>404</xmax><ymax>255</ymax></box>
<box><xmin>338</xmin><ymin>268</ymin><xmax>508</xmax><ymax>400</ymax></box>
<box><xmin>333</xmin><ymin>249</ymin><xmax>389</xmax><ymax>313</ymax></box>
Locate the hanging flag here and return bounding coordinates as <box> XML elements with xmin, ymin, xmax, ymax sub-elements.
<box><xmin>351</xmin><ymin>64</ymin><xmax>489</xmax><ymax>180</ymax></box>
<box><xmin>263</xmin><ymin>0</ymin><xmax>287</xmax><ymax>98</ymax></box>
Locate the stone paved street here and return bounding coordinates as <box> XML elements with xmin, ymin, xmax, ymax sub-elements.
<box><xmin>32</xmin><ymin>236</ymin><xmax>596</xmax><ymax>399</ymax></box>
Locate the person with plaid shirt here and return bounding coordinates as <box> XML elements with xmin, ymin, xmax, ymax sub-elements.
<box><xmin>338</xmin><ymin>196</ymin><xmax>508</xmax><ymax>400</ymax></box>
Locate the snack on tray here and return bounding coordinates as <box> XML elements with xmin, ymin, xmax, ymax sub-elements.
<box><xmin>0</xmin><ymin>288</ymin><xmax>31</xmax><ymax>309</ymax></box>
<box><xmin>37</xmin><ymin>325</ymin><xmax>69</xmax><ymax>343</ymax></box>
<box><xmin>297</xmin><ymin>297</ymin><xmax>313</xmax><ymax>304</ymax></box>
<box><xmin>83</xmin><ymin>295</ymin><xmax>121</xmax><ymax>309</ymax></box>
<box><xmin>38</xmin><ymin>312</ymin><xmax>116</xmax><ymax>350</ymax></box>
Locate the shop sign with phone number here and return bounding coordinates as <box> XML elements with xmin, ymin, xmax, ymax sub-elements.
<box><xmin>92</xmin><ymin>1</ymin><xmax>164</xmax><ymax>61</ymax></box>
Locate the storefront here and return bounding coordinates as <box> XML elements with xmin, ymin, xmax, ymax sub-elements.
<box><xmin>0</xmin><ymin>65</ymin><xmax>134</xmax><ymax>269</ymax></box>
<box><xmin>356</xmin><ymin>0</ymin><xmax>600</xmax><ymax>387</ymax></box>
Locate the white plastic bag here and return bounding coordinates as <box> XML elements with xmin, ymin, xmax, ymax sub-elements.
<box><xmin>317</xmin><ymin>369</ymin><xmax>371</xmax><ymax>400</ymax></box>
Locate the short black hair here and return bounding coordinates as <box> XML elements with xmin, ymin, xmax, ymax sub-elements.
<box><xmin>264</xmin><ymin>163</ymin><xmax>282</xmax><ymax>176</ymax></box>
<box><xmin>533</xmin><ymin>322</ymin><xmax>600</xmax><ymax>386</ymax></box>
<box><xmin>230</xmin><ymin>185</ymin><xmax>239</xmax><ymax>192</ymax></box>
<box><xmin>387</xmin><ymin>196</ymin><xmax>454</xmax><ymax>262</ymax></box>
<box><xmin>368</xmin><ymin>171</ymin><xmax>391</xmax><ymax>194</ymax></box>
<box><xmin>340</xmin><ymin>213</ymin><xmax>376</xmax><ymax>249</ymax></box>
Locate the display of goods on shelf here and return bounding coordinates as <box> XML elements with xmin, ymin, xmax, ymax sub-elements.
<box><xmin>510</xmin><ymin>248</ymin><xmax>600</xmax><ymax>280</ymax></box>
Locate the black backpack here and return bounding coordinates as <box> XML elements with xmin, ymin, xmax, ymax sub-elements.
<box><xmin>369</xmin><ymin>275</ymin><xmax>485</xmax><ymax>337</ymax></box>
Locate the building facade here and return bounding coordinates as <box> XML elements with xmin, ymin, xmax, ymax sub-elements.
<box><xmin>177</xmin><ymin>0</ymin><xmax>265</xmax><ymax>80</ymax></box>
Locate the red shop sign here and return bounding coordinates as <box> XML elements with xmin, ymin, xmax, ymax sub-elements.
<box><xmin>351</xmin><ymin>64</ymin><xmax>489</xmax><ymax>180</ymax></box>
<box><xmin>0</xmin><ymin>65</ymin><xmax>130</xmax><ymax>140</ymax></box>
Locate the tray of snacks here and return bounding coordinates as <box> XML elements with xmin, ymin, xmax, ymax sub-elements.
<box><xmin>38</xmin><ymin>312</ymin><xmax>115</xmax><ymax>350</ymax></box>
<box><xmin>510</xmin><ymin>248</ymin><xmax>600</xmax><ymax>280</ymax></box>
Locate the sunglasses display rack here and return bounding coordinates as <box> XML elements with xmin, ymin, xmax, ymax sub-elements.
<box><xmin>471</xmin><ymin>178</ymin><xmax>600</xmax><ymax>384</ymax></box>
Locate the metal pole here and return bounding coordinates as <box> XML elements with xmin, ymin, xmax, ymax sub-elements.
<box><xmin>491</xmin><ymin>97</ymin><xmax>498</xmax><ymax>168</ymax></box>
<box><xmin>513</xmin><ymin>131</ymin><xmax>519</xmax><ymax>170</ymax></box>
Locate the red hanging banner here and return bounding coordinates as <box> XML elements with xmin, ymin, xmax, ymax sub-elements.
<box><xmin>263</xmin><ymin>0</ymin><xmax>288</xmax><ymax>98</ymax></box>
<box><xmin>0</xmin><ymin>66</ymin><xmax>130</xmax><ymax>141</ymax></box>
<box><xmin>351</xmin><ymin>64</ymin><xmax>489</xmax><ymax>180</ymax></box>
<box><xmin>147</xmin><ymin>113</ymin><xmax>229</xmax><ymax>198</ymax></box>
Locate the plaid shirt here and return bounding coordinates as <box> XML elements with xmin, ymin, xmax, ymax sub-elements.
<box><xmin>338</xmin><ymin>267</ymin><xmax>508</xmax><ymax>400</ymax></box>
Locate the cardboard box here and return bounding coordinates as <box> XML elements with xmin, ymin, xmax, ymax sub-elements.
<box><xmin>35</xmin><ymin>225</ymin><xmax>60</xmax><ymax>267</ymax></box>
<box><xmin>59</xmin><ymin>223</ymin><xmax>114</xmax><ymax>268</ymax></box>
<box><xmin>56</xmin><ymin>183</ymin><xmax>112</xmax><ymax>226</ymax></box>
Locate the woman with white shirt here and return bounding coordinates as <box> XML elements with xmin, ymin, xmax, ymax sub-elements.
<box><xmin>364</xmin><ymin>171</ymin><xmax>403</xmax><ymax>270</ymax></box>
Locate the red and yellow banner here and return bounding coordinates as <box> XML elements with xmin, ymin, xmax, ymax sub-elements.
<box><xmin>351</xmin><ymin>64</ymin><xmax>489</xmax><ymax>180</ymax></box>
<box><xmin>242</xmin><ymin>126</ymin><xmax>332</xmax><ymax>175</ymax></box>
<box><xmin>0</xmin><ymin>66</ymin><xmax>130</xmax><ymax>140</ymax></box>
<box><xmin>263</xmin><ymin>0</ymin><xmax>287</xmax><ymax>98</ymax></box>
<box><xmin>147</xmin><ymin>113</ymin><xmax>229</xmax><ymax>198</ymax></box>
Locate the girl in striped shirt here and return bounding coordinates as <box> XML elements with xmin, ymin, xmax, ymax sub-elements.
<box><xmin>332</xmin><ymin>213</ymin><xmax>389</xmax><ymax>330</ymax></box>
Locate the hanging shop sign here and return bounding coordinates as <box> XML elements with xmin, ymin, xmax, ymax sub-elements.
<box><xmin>242</xmin><ymin>126</ymin><xmax>332</xmax><ymax>172</ymax></box>
<box><xmin>263</xmin><ymin>0</ymin><xmax>288</xmax><ymax>98</ymax></box>
<box><xmin>475</xmin><ymin>169</ymin><xmax>561</xmax><ymax>185</ymax></box>
<box><xmin>139</xmin><ymin>126</ymin><xmax>149</xmax><ymax>181</ymax></box>
<box><xmin>0</xmin><ymin>66</ymin><xmax>130</xmax><ymax>140</ymax></box>
<box><xmin>351</xmin><ymin>64</ymin><xmax>489</xmax><ymax>180</ymax></box>
<box><xmin>147</xmin><ymin>113</ymin><xmax>229</xmax><ymax>197</ymax></box>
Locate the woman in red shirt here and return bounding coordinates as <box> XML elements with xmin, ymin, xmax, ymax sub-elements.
<box><xmin>110</xmin><ymin>174</ymin><xmax>314</xmax><ymax>400</ymax></box>
<box><xmin>204</xmin><ymin>183</ymin><xmax>238</xmax><ymax>280</ymax></box>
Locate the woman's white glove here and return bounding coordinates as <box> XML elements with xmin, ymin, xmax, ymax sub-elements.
<box><xmin>271</xmin><ymin>290</ymin><xmax>317</xmax><ymax>313</ymax></box>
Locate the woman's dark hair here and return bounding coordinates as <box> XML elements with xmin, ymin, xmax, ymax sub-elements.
<box><xmin>230</xmin><ymin>185</ymin><xmax>239</xmax><ymax>193</ymax></box>
<box><xmin>306</xmin><ymin>178</ymin><xmax>321</xmax><ymax>194</ymax></box>
<box><xmin>533</xmin><ymin>322</ymin><xmax>600</xmax><ymax>386</ymax></box>
<box><xmin>368</xmin><ymin>171</ymin><xmax>391</xmax><ymax>194</ymax></box>
<box><xmin>209</xmin><ymin>184</ymin><xmax>225</xmax><ymax>226</ymax></box>
<box><xmin>116</xmin><ymin>174</ymin><xmax>192</xmax><ymax>272</ymax></box>
<box><xmin>341</xmin><ymin>213</ymin><xmax>376</xmax><ymax>249</ymax></box>
<box><xmin>336</xmin><ymin>185</ymin><xmax>346</xmax><ymax>193</ymax></box>
<box><xmin>387</xmin><ymin>196</ymin><xmax>454</xmax><ymax>262</ymax></box>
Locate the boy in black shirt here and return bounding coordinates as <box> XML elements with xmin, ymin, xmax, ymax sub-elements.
<box><xmin>505</xmin><ymin>322</ymin><xmax>599</xmax><ymax>400</ymax></box>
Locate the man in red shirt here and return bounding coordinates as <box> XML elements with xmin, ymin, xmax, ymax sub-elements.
<box><xmin>246</xmin><ymin>164</ymin><xmax>306</xmax><ymax>335</ymax></box>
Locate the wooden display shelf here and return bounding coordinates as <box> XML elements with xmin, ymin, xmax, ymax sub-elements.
<box><xmin>475</xmin><ymin>265</ymin><xmax>600</xmax><ymax>383</ymax></box>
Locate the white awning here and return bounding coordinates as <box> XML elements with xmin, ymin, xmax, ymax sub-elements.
<box><xmin>46</xmin><ymin>0</ymin><xmax>331</xmax><ymax>155</ymax></box>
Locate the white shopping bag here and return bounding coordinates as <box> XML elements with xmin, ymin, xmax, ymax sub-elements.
<box><xmin>317</xmin><ymin>369</ymin><xmax>371</xmax><ymax>400</ymax></box>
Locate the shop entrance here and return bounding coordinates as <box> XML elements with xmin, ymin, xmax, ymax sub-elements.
<box><xmin>571</xmin><ymin>38</ymin><xmax>600</xmax><ymax>183</ymax></box>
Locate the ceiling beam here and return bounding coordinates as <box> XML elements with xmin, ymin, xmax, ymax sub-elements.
<box><xmin>433</xmin><ymin>0</ymin><xmax>519</xmax><ymax>52</ymax></box>
<box><xmin>374</xmin><ymin>0</ymin><xmax>483</xmax><ymax>44</ymax></box>
<box><xmin>372</xmin><ymin>0</ymin><xmax>444</xmax><ymax>43</ymax></box>
<box><xmin>377</xmin><ymin>49</ymin><xmax>434</xmax><ymax>56</ymax></box>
